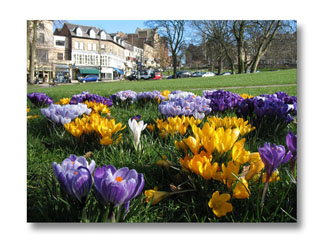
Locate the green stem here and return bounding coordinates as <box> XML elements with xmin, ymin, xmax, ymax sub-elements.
<box><xmin>260</xmin><ymin>181</ymin><xmax>269</xmax><ymax>216</ymax></box>
<box><xmin>107</xmin><ymin>203</ymin><xmax>116</xmax><ymax>223</ymax></box>
<box><xmin>101</xmin><ymin>205</ymin><xmax>110</xmax><ymax>222</ymax></box>
<box><xmin>81</xmin><ymin>206</ymin><xmax>88</xmax><ymax>223</ymax></box>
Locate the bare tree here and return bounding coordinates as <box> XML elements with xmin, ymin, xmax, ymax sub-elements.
<box><xmin>27</xmin><ymin>20</ymin><xmax>37</xmax><ymax>84</ymax></box>
<box><xmin>146</xmin><ymin>20</ymin><xmax>186</xmax><ymax>78</ymax></box>
<box><xmin>192</xmin><ymin>20</ymin><xmax>236</xmax><ymax>74</ymax></box>
<box><xmin>246</xmin><ymin>20</ymin><xmax>282</xmax><ymax>73</ymax></box>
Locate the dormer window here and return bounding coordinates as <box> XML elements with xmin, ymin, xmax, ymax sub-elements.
<box><xmin>100</xmin><ymin>31</ymin><xmax>106</xmax><ymax>40</ymax></box>
<box><xmin>76</xmin><ymin>27</ymin><xmax>82</xmax><ymax>37</ymax></box>
<box><xmin>89</xmin><ymin>29</ymin><xmax>96</xmax><ymax>39</ymax></box>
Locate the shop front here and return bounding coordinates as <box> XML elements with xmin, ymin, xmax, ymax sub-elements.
<box><xmin>100</xmin><ymin>67</ymin><xmax>113</xmax><ymax>80</ymax></box>
<box><xmin>55</xmin><ymin>64</ymin><xmax>71</xmax><ymax>83</ymax></box>
<box><xmin>73</xmin><ymin>66</ymin><xmax>100</xmax><ymax>80</ymax></box>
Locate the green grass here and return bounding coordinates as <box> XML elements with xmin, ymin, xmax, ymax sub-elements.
<box><xmin>27</xmin><ymin>69</ymin><xmax>297</xmax><ymax>100</ymax></box>
<box><xmin>27</xmin><ymin>68</ymin><xmax>297</xmax><ymax>222</ymax></box>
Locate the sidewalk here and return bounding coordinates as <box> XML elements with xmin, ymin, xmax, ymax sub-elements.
<box><xmin>33</xmin><ymin>79</ymin><xmax>123</xmax><ymax>88</ymax></box>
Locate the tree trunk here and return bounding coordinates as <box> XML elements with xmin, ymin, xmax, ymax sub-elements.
<box><xmin>28</xmin><ymin>20</ymin><xmax>37</xmax><ymax>84</ymax></box>
<box><xmin>172</xmin><ymin>53</ymin><xmax>177</xmax><ymax>79</ymax></box>
<box><xmin>250</xmin><ymin>21</ymin><xmax>281</xmax><ymax>73</ymax></box>
<box><xmin>234</xmin><ymin>21</ymin><xmax>246</xmax><ymax>73</ymax></box>
<box><xmin>217</xmin><ymin>57</ymin><xmax>223</xmax><ymax>75</ymax></box>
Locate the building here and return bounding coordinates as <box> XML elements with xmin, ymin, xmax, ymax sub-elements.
<box><xmin>55</xmin><ymin>23</ymin><xmax>126</xmax><ymax>80</ymax></box>
<box><xmin>27</xmin><ymin>20</ymin><xmax>55</xmax><ymax>82</ymax></box>
<box><xmin>124</xmin><ymin>28</ymin><xmax>169</xmax><ymax>69</ymax></box>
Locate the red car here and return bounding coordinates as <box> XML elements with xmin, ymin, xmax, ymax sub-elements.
<box><xmin>152</xmin><ymin>72</ymin><xmax>162</xmax><ymax>80</ymax></box>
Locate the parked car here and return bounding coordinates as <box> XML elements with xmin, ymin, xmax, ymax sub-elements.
<box><xmin>139</xmin><ymin>70</ymin><xmax>153</xmax><ymax>80</ymax></box>
<box><xmin>79</xmin><ymin>75</ymin><xmax>99</xmax><ymax>83</ymax></box>
<box><xmin>202</xmin><ymin>72</ymin><xmax>216</xmax><ymax>77</ymax></box>
<box><xmin>127</xmin><ymin>71</ymin><xmax>138</xmax><ymax>81</ymax></box>
<box><xmin>191</xmin><ymin>71</ymin><xmax>203</xmax><ymax>77</ymax></box>
<box><xmin>180</xmin><ymin>71</ymin><xmax>191</xmax><ymax>78</ymax></box>
<box><xmin>152</xmin><ymin>72</ymin><xmax>162</xmax><ymax>80</ymax></box>
<box><xmin>222</xmin><ymin>72</ymin><xmax>231</xmax><ymax>76</ymax></box>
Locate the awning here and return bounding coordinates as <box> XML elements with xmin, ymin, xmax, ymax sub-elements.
<box><xmin>79</xmin><ymin>68</ymin><xmax>99</xmax><ymax>75</ymax></box>
<box><xmin>113</xmin><ymin>67</ymin><xmax>124</xmax><ymax>74</ymax></box>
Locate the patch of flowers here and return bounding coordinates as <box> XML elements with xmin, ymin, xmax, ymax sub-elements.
<box><xmin>158</xmin><ymin>94</ymin><xmax>212</xmax><ymax>119</ymax></box>
<box><xmin>135</xmin><ymin>90</ymin><xmax>166</xmax><ymax>104</ymax></box>
<box><xmin>52</xmin><ymin>154</ymin><xmax>144</xmax><ymax>222</ymax></box>
<box><xmin>64</xmin><ymin>112</ymin><xmax>125</xmax><ymax>145</ymax></box>
<box><xmin>27</xmin><ymin>88</ymin><xmax>297</xmax><ymax>222</ymax></box>
<box><xmin>41</xmin><ymin>103</ymin><xmax>92</xmax><ymax>126</ymax></box>
<box><xmin>27</xmin><ymin>92</ymin><xmax>54</xmax><ymax>106</ymax></box>
<box><xmin>154</xmin><ymin>116</ymin><xmax>202</xmax><ymax>138</ymax></box>
<box><xmin>203</xmin><ymin>89</ymin><xmax>243</xmax><ymax>113</ymax></box>
<box><xmin>235</xmin><ymin>95</ymin><xmax>296</xmax><ymax>133</ymax></box>
<box><xmin>110</xmin><ymin>90</ymin><xmax>137</xmax><ymax>106</ymax></box>
<box><xmin>172</xmin><ymin>117</ymin><xmax>272</xmax><ymax>217</ymax></box>
<box><xmin>70</xmin><ymin>91</ymin><xmax>113</xmax><ymax>107</ymax></box>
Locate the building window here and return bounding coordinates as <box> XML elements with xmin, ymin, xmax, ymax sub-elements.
<box><xmin>39</xmin><ymin>23</ymin><xmax>44</xmax><ymax>30</ymax></box>
<box><xmin>88</xmin><ymin>43</ymin><xmax>92</xmax><ymax>51</ymax></box>
<box><xmin>101</xmin><ymin>44</ymin><xmax>105</xmax><ymax>51</ymax></box>
<box><xmin>100</xmin><ymin>32</ymin><xmax>106</xmax><ymax>40</ymax></box>
<box><xmin>57</xmin><ymin>53</ymin><xmax>63</xmax><ymax>60</ymax></box>
<box><xmin>56</xmin><ymin>40</ymin><xmax>65</xmax><ymax>46</ymax></box>
<box><xmin>76</xmin><ymin>27</ymin><xmax>82</xmax><ymax>37</ymax></box>
<box><xmin>92</xmin><ymin>43</ymin><xmax>96</xmax><ymax>51</ymax></box>
<box><xmin>79</xmin><ymin>42</ymin><xmax>84</xmax><ymax>50</ymax></box>
<box><xmin>74</xmin><ymin>41</ymin><xmax>79</xmax><ymax>49</ymax></box>
<box><xmin>36</xmin><ymin>49</ymin><xmax>48</xmax><ymax>62</ymax></box>
<box><xmin>89</xmin><ymin>29</ymin><xmax>96</xmax><ymax>38</ymax></box>
<box><xmin>38</xmin><ymin>33</ymin><xmax>45</xmax><ymax>44</ymax></box>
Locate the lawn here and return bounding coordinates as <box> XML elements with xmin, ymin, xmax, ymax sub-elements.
<box><xmin>27</xmin><ymin>68</ymin><xmax>297</xmax><ymax>222</ymax></box>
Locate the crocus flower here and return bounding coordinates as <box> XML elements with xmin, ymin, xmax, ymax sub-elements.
<box><xmin>144</xmin><ymin>186</ymin><xmax>171</xmax><ymax>205</ymax></box>
<box><xmin>258</xmin><ymin>142</ymin><xmax>292</xmax><ymax>182</ymax></box>
<box><xmin>41</xmin><ymin>103</ymin><xmax>92</xmax><ymax>125</ymax></box>
<box><xmin>59</xmin><ymin>154</ymin><xmax>96</xmax><ymax>174</ymax></box>
<box><xmin>233</xmin><ymin>178</ymin><xmax>250</xmax><ymax>199</ymax></box>
<box><xmin>128</xmin><ymin>118</ymin><xmax>147</xmax><ymax>150</ymax></box>
<box><xmin>208</xmin><ymin>191</ymin><xmax>232</xmax><ymax>218</ymax></box>
<box><xmin>27</xmin><ymin>92</ymin><xmax>54</xmax><ymax>106</ymax></box>
<box><xmin>93</xmin><ymin>165</ymin><xmax>144</xmax><ymax>208</ymax></box>
<box><xmin>286</xmin><ymin>131</ymin><xmax>297</xmax><ymax>172</ymax></box>
<box><xmin>52</xmin><ymin>155</ymin><xmax>94</xmax><ymax>203</ymax></box>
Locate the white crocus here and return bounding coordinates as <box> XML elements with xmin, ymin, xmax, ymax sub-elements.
<box><xmin>128</xmin><ymin>118</ymin><xmax>147</xmax><ymax>150</ymax></box>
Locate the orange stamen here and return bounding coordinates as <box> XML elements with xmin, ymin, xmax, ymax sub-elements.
<box><xmin>74</xmin><ymin>172</ymin><xmax>78</xmax><ymax>175</ymax></box>
<box><xmin>116</xmin><ymin>176</ymin><xmax>123</xmax><ymax>182</ymax></box>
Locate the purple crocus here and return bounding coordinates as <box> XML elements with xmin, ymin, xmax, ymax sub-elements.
<box><xmin>41</xmin><ymin>103</ymin><xmax>92</xmax><ymax>125</ymax></box>
<box><xmin>27</xmin><ymin>92</ymin><xmax>54</xmax><ymax>106</ymax></box>
<box><xmin>93</xmin><ymin>165</ymin><xmax>144</xmax><ymax>210</ymax></box>
<box><xmin>286</xmin><ymin>131</ymin><xmax>297</xmax><ymax>172</ymax></box>
<box><xmin>52</xmin><ymin>155</ymin><xmax>95</xmax><ymax>203</ymax></box>
<box><xmin>259</xmin><ymin>143</ymin><xmax>292</xmax><ymax>182</ymax></box>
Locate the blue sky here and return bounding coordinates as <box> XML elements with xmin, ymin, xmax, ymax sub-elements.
<box><xmin>64</xmin><ymin>20</ymin><xmax>147</xmax><ymax>34</ymax></box>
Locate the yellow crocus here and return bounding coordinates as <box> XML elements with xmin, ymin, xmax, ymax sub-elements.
<box><xmin>161</xmin><ymin>90</ymin><xmax>171</xmax><ymax>100</ymax></box>
<box><xmin>145</xmin><ymin>187</ymin><xmax>171</xmax><ymax>205</ymax></box>
<box><xmin>56</xmin><ymin>98</ymin><xmax>71</xmax><ymax>105</ymax></box>
<box><xmin>175</xmin><ymin>140</ymin><xmax>188</xmax><ymax>154</ymax></box>
<box><xmin>208</xmin><ymin>191</ymin><xmax>232</xmax><ymax>218</ymax></box>
<box><xmin>231</xmin><ymin>138</ymin><xmax>250</xmax><ymax>165</ymax></box>
<box><xmin>233</xmin><ymin>178</ymin><xmax>250</xmax><ymax>199</ymax></box>
<box><xmin>147</xmin><ymin>123</ymin><xmax>155</xmax><ymax>132</ymax></box>
<box><xmin>221</xmin><ymin>161</ymin><xmax>240</xmax><ymax>189</ymax></box>
<box><xmin>262</xmin><ymin>170</ymin><xmax>280</xmax><ymax>183</ymax></box>
<box><xmin>214</xmin><ymin>127</ymin><xmax>240</xmax><ymax>155</ymax></box>
<box><xmin>245</xmin><ymin>152</ymin><xmax>264</xmax><ymax>181</ymax></box>
<box><xmin>183</xmin><ymin>136</ymin><xmax>201</xmax><ymax>155</ymax></box>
